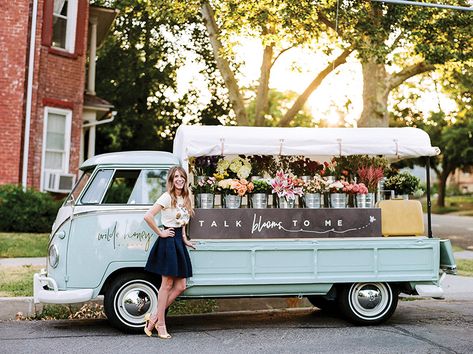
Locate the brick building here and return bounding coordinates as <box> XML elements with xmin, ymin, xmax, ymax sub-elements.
<box><xmin>0</xmin><ymin>0</ymin><xmax>116</xmax><ymax>193</ymax></box>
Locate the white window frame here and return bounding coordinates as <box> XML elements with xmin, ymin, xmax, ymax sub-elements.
<box><xmin>52</xmin><ymin>0</ymin><xmax>78</xmax><ymax>53</ymax></box>
<box><xmin>40</xmin><ymin>106</ymin><xmax>72</xmax><ymax>191</ymax></box>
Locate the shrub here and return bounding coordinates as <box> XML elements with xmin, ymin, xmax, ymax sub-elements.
<box><xmin>0</xmin><ymin>185</ymin><xmax>63</xmax><ymax>233</ymax></box>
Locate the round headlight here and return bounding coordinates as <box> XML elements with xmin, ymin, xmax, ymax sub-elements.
<box><xmin>48</xmin><ymin>244</ymin><xmax>59</xmax><ymax>268</ymax></box>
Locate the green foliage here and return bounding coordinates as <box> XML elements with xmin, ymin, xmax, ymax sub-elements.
<box><xmin>251</xmin><ymin>179</ymin><xmax>272</xmax><ymax>193</ymax></box>
<box><xmin>0</xmin><ymin>233</ymin><xmax>49</xmax><ymax>258</ymax></box>
<box><xmin>92</xmin><ymin>0</ymin><xmax>231</xmax><ymax>153</ymax></box>
<box><xmin>168</xmin><ymin>299</ymin><xmax>218</xmax><ymax>315</ymax></box>
<box><xmin>246</xmin><ymin>89</ymin><xmax>316</xmax><ymax>127</ymax></box>
<box><xmin>384</xmin><ymin>172</ymin><xmax>421</xmax><ymax>195</ymax></box>
<box><xmin>0</xmin><ymin>185</ymin><xmax>62</xmax><ymax>233</ymax></box>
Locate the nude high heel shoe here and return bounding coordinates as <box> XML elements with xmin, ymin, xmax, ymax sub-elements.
<box><xmin>143</xmin><ymin>313</ymin><xmax>154</xmax><ymax>337</ymax></box>
<box><xmin>155</xmin><ymin>323</ymin><xmax>172</xmax><ymax>339</ymax></box>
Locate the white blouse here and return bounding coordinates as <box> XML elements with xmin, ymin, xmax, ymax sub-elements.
<box><xmin>155</xmin><ymin>192</ymin><xmax>190</xmax><ymax>228</ymax></box>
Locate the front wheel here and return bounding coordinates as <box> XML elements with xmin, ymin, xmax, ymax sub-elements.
<box><xmin>104</xmin><ymin>272</ymin><xmax>160</xmax><ymax>333</ymax></box>
<box><xmin>338</xmin><ymin>282</ymin><xmax>398</xmax><ymax>325</ymax></box>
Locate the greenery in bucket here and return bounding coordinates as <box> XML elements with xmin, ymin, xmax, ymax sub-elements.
<box><xmin>251</xmin><ymin>179</ymin><xmax>272</xmax><ymax>194</ymax></box>
<box><xmin>384</xmin><ymin>172</ymin><xmax>421</xmax><ymax>195</ymax></box>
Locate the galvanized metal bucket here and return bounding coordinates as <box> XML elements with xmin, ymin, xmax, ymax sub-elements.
<box><xmin>304</xmin><ymin>193</ymin><xmax>321</xmax><ymax>208</ymax></box>
<box><xmin>330</xmin><ymin>193</ymin><xmax>347</xmax><ymax>208</ymax></box>
<box><xmin>251</xmin><ymin>193</ymin><xmax>267</xmax><ymax>209</ymax></box>
<box><xmin>356</xmin><ymin>193</ymin><xmax>375</xmax><ymax>208</ymax></box>
<box><xmin>196</xmin><ymin>193</ymin><xmax>214</xmax><ymax>209</ymax></box>
<box><xmin>224</xmin><ymin>195</ymin><xmax>241</xmax><ymax>209</ymax></box>
<box><xmin>278</xmin><ymin>197</ymin><xmax>295</xmax><ymax>208</ymax></box>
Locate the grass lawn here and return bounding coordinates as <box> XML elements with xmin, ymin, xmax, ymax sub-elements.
<box><xmin>0</xmin><ymin>265</ymin><xmax>42</xmax><ymax>297</ymax></box>
<box><xmin>0</xmin><ymin>233</ymin><xmax>49</xmax><ymax>258</ymax></box>
<box><xmin>456</xmin><ymin>259</ymin><xmax>473</xmax><ymax>277</ymax></box>
<box><xmin>421</xmin><ymin>195</ymin><xmax>473</xmax><ymax>215</ymax></box>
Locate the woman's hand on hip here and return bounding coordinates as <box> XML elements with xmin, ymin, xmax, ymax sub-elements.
<box><xmin>160</xmin><ymin>228</ymin><xmax>175</xmax><ymax>238</ymax></box>
<box><xmin>183</xmin><ymin>238</ymin><xmax>196</xmax><ymax>250</ymax></box>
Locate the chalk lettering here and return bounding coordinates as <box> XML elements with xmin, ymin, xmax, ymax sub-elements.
<box><xmin>199</xmin><ymin>220</ymin><xmax>204</xmax><ymax>227</ymax></box>
<box><xmin>251</xmin><ymin>214</ymin><xmax>283</xmax><ymax>234</ymax></box>
<box><xmin>211</xmin><ymin>221</ymin><xmax>217</xmax><ymax>227</ymax></box>
<box><xmin>338</xmin><ymin>220</ymin><xmax>343</xmax><ymax>227</ymax></box>
<box><xmin>292</xmin><ymin>220</ymin><xmax>298</xmax><ymax>227</ymax></box>
<box><xmin>325</xmin><ymin>220</ymin><xmax>331</xmax><ymax>227</ymax></box>
<box><xmin>304</xmin><ymin>220</ymin><xmax>310</xmax><ymax>227</ymax></box>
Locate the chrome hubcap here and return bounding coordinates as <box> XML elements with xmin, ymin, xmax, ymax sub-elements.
<box><xmin>349</xmin><ymin>283</ymin><xmax>392</xmax><ymax>320</ymax></box>
<box><xmin>114</xmin><ymin>280</ymin><xmax>158</xmax><ymax>327</ymax></box>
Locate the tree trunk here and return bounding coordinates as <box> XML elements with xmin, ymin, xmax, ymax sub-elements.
<box><xmin>200</xmin><ymin>1</ymin><xmax>248</xmax><ymax>125</ymax></box>
<box><xmin>254</xmin><ymin>43</ymin><xmax>273</xmax><ymax>126</ymax></box>
<box><xmin>279</xmin><ymin>47</ymin><xmax>353</xmax><ymax>127</ymax></box>
<box><xmin>358</xmin><ymin>60</ymin><xmax>390</xmax><ymax>127</ymax></box>
<box><xmin>437</xmin><ymin>166</ymin><xmax>453</xmax><ymax>208</ymax></box>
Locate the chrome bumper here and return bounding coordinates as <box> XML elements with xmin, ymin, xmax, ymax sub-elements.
<box><xmin>33</xmin><ymin>269</ymin><xmax>94</xmax><ymax>304</ymax></box>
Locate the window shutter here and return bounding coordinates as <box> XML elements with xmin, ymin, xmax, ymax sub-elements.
<box><xmin>75</xmin><ymin>0</ymin><xmax>88</xmax><ymax>56</ymax></box>
<box><xmin>41</xmin><ymin>0</ymin><xmax>54</xmax><ymax>46</ymax></box>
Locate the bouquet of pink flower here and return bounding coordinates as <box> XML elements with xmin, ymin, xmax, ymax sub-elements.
<box><xmin>270</xmin><ymin>170</ymin><xmax>303</xmax><ymax>200</ymax></box>
<box><xmin>218</xmin><ymin>178</ymin><xmax>254</xmax><ymax>197</ymax></box>
<box><xmin>357</xmin><ymin>166</ymin><xmax>384</xmax><ymax>192</ymax></box>
<box><xmin>342</xmin><ymin>182</ymin><xmax>369</xmax><ymax>195</ymax></box>
<box><xmin>191</xmin><ymin>176</ymin><xmax>217</xmax><ymax>194</ymax></box>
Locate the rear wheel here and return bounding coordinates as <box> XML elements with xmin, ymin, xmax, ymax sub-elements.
<box><xmin>104</xmin><ymin>272</ymin><xmax>160</xmax><ymax>333</ymax></box>
<box><xmin>338</xmin><ymin>282</ymin><xmax>398</xmax><ymax>325</ymax></box>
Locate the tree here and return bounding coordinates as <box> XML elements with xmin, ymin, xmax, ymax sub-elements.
<box><xmin>200</xmin><ymin>1</ymin><xmax>472</xmax><ymax>127</ymax></box>
<box><xmin>316</xmin><ymin>1</ymin><xmax>473</xmax><ymax>127</ymax></box>
<box><xmin>390</xmin><ymin>62</ymin><xmax>473</xmax><ymax>207</ymax></box>
<box><xmin>200</xmin><ymin>0</ymin><xmax>352</xmax><ymax>126</ymax></box>
<box><xmin>92</xmin><ymin>0</ymin><xmax>231</xmax><ymax>153</ymax></box>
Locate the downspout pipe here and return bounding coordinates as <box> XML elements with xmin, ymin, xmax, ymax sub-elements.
<box><xmin>22</xmin><ymin>0</ymin><xmax>39</xmax><ymax>190</ymax></box>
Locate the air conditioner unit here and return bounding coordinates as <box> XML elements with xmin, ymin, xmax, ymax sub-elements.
<box><xmin>44</xmin><ymin>171</ymin><xmax>76</xmax><ymax>193</ymax></box>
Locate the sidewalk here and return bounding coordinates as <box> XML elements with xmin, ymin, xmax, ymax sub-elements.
<box><xmin>1</xmin><ymin>252</ymin><xmax>472</xmax><ymax>321</ymax></box>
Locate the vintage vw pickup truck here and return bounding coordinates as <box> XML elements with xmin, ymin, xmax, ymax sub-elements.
<box><xmin>34</xmin><ymin>126</ymin><xmax>456</xmax><ymax>333</ymax></box>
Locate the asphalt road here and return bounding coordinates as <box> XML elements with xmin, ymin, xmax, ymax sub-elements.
<box><xmin>428</xmin><ymin>214</ymin><xmax>473</xmax><ymax>250</ymax></box>
<box><xmin>1</xmin><ymin>298</ymin><xmax>472</xmax><ymax>354</ymax></box>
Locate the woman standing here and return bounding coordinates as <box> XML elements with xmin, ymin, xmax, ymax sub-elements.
<box><xmin>143</xmin><ymin>166</ymin><xmax>195</xmax><ymax>338</ymax></box>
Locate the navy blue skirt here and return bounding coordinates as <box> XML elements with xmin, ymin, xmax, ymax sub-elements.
<box><xmin>145</xmin><ymin>227</ymin><xmax>193</xmax><ymax>278</ymax></box>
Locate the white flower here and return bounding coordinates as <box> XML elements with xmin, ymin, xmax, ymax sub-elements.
<box><xmin>237</xmin><ymin>165</ymin><xmax>251</xmax><ymax>179</ymax></box>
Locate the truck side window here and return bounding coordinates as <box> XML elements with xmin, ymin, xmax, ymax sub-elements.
<box><xmin>100</xmin><ymin>169</ymin><xmax>167</xmax><ymax>205</ymax></box>
<box><xmin>102</xmin><ymin>170</ymin><xmax>142</xmax><ymax>204</ymax></box>
<box><xmin>81</xmin><ymin>169</ymin><xmax>114</xmax><ymax>204</ymax></box>
<box><xmin>127</xmin><ymin>169</ymin><xmax>167</xmax><ymax>205</ymax></box>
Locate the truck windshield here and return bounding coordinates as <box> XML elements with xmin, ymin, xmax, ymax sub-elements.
<box><xmin>64</xmin><ymin>170</ymin><xmax>92</xmax><ymax>205</ymax></box>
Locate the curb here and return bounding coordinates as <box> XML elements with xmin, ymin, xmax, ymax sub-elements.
<box><xmin>0</xmin><ymin>296</ymin><xmax>311</xmax><ymax>321</ymax></box>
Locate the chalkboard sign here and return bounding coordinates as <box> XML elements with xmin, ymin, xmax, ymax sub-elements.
<box><xmin>189</xmin><ymin>208</ymin><xmax>382</xmax><ymax>239</ymax></box>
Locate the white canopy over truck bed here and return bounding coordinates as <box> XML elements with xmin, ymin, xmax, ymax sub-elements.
<box><xmin>173</xmin><ymin>126</ymin><xmax>440</xmax><ymax>169</ymax></box>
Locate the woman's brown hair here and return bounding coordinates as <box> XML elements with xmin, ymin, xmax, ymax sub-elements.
<box><xmin>166</xmin><ymin>166</ymin><xmax>193</xmax><ymax>213</ymax></box>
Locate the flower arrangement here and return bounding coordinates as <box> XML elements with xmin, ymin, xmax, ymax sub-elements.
<box><xmin>357</xmin><ymin>166</ymin><xmax>384</xmax><ymax>192</ymax></box>
<box><xmin>320</xmin><ymin>159</ymin><xmax>350</xmax><ymax>180</ymax></box>
<box><xmin>270</xmin><ymin>170</ymin><xmax>303</xmax><ymax>200</ymax></box>
<box><xmin>247</xmin><ymin>155</ymin><xmax>276</xmax><ymax>177</ymax></box>
<box><xmin>303</xmin><ymin>175</ymin><xmax>327</xmax><ymax>194</ymax></box>
<box><xmin>189</xmin><ymin>156</ymin><xmax>221</xmax><ymax>176</ymax></box>
<box><xmin>384</xmin><ymin>172</ymin><xmax>420</xmax><ymax>195</ymax></box>
<box><xmin>327</xmin><ymin>180</ymin><xmax>349</xmax><ymax>193</ymax></box>
<box><xmin>251</xmin><ymin>179</ymin><xmax>272</xmax><ymax>194</ymax></box>
<box><xmin>215</xmin><ymin>156</ymin><xmax>252</xmax><ymax>180</ymax></box>
<box><xmin>217</xmin><ymin>178</ymin><xmax>254</xmax><ymax>197</ymax></box>
<box><xmin>289</xmin><ymin>156</ymin><xmax>324</xmax><ymax>177</ymax></box>
<box><xmin>342</xmin><ymin>182</ymin><xmax>369</xmax><ymax>195</ymax></box>
<box><xmin>191</xmin><ymin>176</ymin><xmax>217</xmax><ymax>194</ymax></box>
